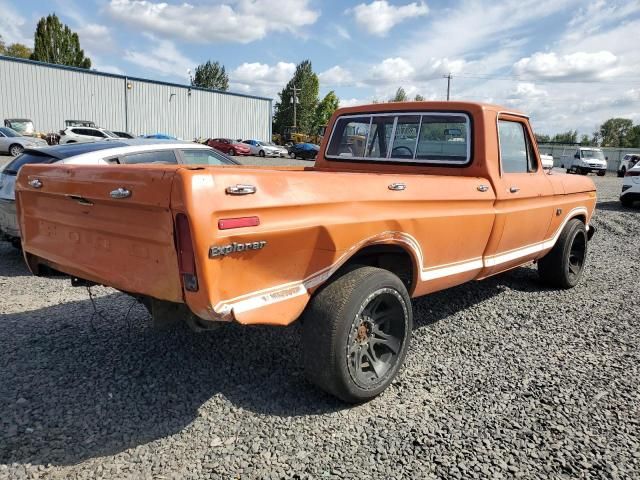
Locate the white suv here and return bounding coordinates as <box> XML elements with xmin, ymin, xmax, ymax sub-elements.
<box><xmin>617</xmin><ymin>154</ymin><xmax>639</xmax><ymax>178</ymax></box>
<box><xmin>59</xmin><ymin>127</ymin><xmax>119</xmax><ymax>144</ymax></box>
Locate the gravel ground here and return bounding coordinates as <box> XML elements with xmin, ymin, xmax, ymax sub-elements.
<box><xmin>1</xmin><ymin>174</ymin><xmax>638</xmax><ymax>479</ymax></box>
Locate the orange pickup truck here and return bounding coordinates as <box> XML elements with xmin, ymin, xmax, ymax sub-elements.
<box><xmin>15</xmin><ymin>102</ymin><xmax>597</xmax><ymax>402</ymax></box>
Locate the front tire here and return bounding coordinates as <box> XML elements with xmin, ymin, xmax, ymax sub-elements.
<box><xmin>9</xmin><ymin>144</ymin><xmax>23</xmax><ymax>156</ymax></box>
<box><xmin>597</xmin><ymin>170</ymin><xmax>606</xmax><ymax>177</ymax></box>
<box><xmin>258</xmin><ymin>150</ymin><xmax>265</xmax><ymax>157</ymax></box>
<box><xmin>538</xmin><ymin>218</ymin><xmax>587</xmax><ymax>289</ymax></box>
<box><xmin>229</xmin><ymin>148</ymin><xmax>236</xmax><ymax>156</ymax></box>
<box><xmin>302</xmin><ymin>266</ymin><xmax>413</xmax><ymax>403</ymax></box>
<box><xmin>289</xmin><ymin>152</ymin><xmax>296</xmax><ymax>159</ymax></box>
<box><xmin>621</xmin><ymin>196</ymin><xmax>633</xmax><ymax>207</ymax></box>
<box><xmin>618</xmin><ymin>167</ymin><xmax>626</xmax><ymax>178</ymax></box>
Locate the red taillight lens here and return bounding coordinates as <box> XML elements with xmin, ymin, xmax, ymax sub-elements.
<box><xmin>625</xmin><ymin>170</ymin><xmax>640</xmax><ymax>177</ymax></box>
<box><xmin>175</xmin><ymin>213</ymin><xmax>198</xmax><ymax>292</ymax></box>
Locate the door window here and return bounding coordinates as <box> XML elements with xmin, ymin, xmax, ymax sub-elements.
<box><xmin>498</xmin><ymin>120</ymin><xmax>537</xmax><ymax>173</ymax></box>
<box><xmin>122</xmin><ymin>150</ymin><xmax>178</xmax><ymax>164</ymax></box>
<box><xmin>180</xmin><ymin>149</ymin><xmax>235</xmax><ymax>165</ymax></box>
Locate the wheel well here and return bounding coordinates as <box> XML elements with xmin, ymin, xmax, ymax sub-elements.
<box><xmin>340</xmin><ymin>244</ymin><xmax>415</xmax><ymax>293</ymax></box>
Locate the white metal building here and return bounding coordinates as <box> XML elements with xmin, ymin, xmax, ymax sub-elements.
<box><xmin>0</xmin><ymin>56</ymin><xmax>272</xmax><ymax>141</ymax></box>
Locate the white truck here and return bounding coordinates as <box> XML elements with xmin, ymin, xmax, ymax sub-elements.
<box><xmin>562</xmin><ymin>147</ymin><xmax>607</xmax><ymax>176</ymax></box>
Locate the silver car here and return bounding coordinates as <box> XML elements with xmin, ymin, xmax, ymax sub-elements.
<box><xmin>0</xmin><ymin>127</ymin><xmax>47</xmax><ymax>156</ymax></box>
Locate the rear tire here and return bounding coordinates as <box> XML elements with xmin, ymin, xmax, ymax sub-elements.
<box><xmin>289</xmin><ymin>152</ymin><xmax>296</xmax><ymax>159</ymax></box>
<box><xmin>258</xmin><ymin>150</ymin><xmax>265</xmax><ymax>157</ymax></box>
<box><xmin>538</xmin><ymin>218</ymin><xmax>587</xmax><ymax>289</ymax></box>
<box><xmin>302</xmin><ymin>266</ymin><xmax>413</xmax><ymax>403</ymax></box>
<box><xmin>618</xmin><ymin>167</ymin><xmax>626</xmax><ymax>178</ymax></box>
<box><xmin>9</xmin><ymin>144</ymin><xmax>23</xmax><ymax>156</ymax></box>
<box><xmin>597</xmin><ymin>170</ymin><xmax>606</xmax><ymax>177</ymax></box>
<box><xmin>229</xmin><ymin>148</ymin><xmax>236</xmax><ymax>156</ymax></box>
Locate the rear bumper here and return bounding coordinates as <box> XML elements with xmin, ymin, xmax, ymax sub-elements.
<box><xmin>0</xmin><ymin>199</ymin><xmax>19</xmax><ymax>239</ymax></box>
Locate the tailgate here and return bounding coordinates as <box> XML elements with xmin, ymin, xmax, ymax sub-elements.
<box><xmin>16</xmin><ymin>164</ymin><xmax>184</xmax><ymax>302</ymax></box>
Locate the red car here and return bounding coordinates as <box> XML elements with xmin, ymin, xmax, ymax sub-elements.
<box><xmin>206</xmin><ymin>138</ymin><xmax>251</xmax><ymax>156</ymax></box>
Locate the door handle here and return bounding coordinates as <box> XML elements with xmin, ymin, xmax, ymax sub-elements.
<box><xmin>388</xmin><ymin>183</ymin><xmax>406</xmax><ymax>191</ymax></box>
<box><xmin>477</xmin><ymin>185</ymin><xmax>489</xmax><ymax>192</ymax></box>
<box><xmin>28</xmin><ymin>178</ymin><xmax>43</xmax><ymax>189</ymax></box>
<box><xmin>226</xmin><ymin>184</ymin><xmax>256</xmax><ymax>195</ymax></box>
<box><xmin>509</xmin><ymin>186</ymin><xmax>520</xmax><ymax>193</ymax></box>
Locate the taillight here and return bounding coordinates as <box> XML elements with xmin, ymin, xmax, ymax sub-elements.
<box><xmin>625</xmin><ymin>170</ymin><xmax>640</xmax><ymax>177</ymax></box>
<box><xmin>175</xmin><ymin>213</ymin><xmax>198</xmax><ymax>292</ymax></box>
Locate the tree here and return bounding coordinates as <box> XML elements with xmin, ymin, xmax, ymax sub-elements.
<box><xmin>414</xmin><ymin>94</ymin><xmax>425</xmax><ymax>101</ymax></box>
<box><xmin>627</xmin><ymin>125</ymin><xmax>640</xmax><ymax>148</ymax></box>
<box><xmin>598</xmin><ymin>118</ymin><xmax>634</xmax><ymax>147</ymax></box>
<box><xmin>313</xmin><ymin>91</ymin><xmax>339</xmax><ymax>130</ymax></box>
<box><xmin>579</xmin><ymin>134</ymin><xmax>594</xmax><ymax>146</ymax></box>
<box><xmin>0</xmin><ymin>35</ymin><xmax>32</xmax><ymax>59</ymax></box>
<box><xmin>551</xmin><ymin>130</ymin><xmax>578</xmax><ymax>144</ymax></box>
<box><xmin>30</xmin><ymin>14</ymin><xmax>91</xmax><ymax>68</ymax></box>
<box><xmin>535</xmin><ymin>133</ymin><xmax>551</xmax><ymax>144</ymax></box>
<box><xmin>273</xmin><ymin>60</ymin><xmax>319</xmax><ymax>135</ymax></box>
<box><xmin>390</xmin><ymin>87</ymin><xmax>407</xmax><ymax>102</ymax></box>
<box><xmin>192</xmin><ymin>60</ymin><xmax>229</xmax><ymax>91</ymax></box>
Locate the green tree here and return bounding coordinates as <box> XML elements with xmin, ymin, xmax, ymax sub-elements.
<box><xmin>578</xmin><ymin>134</ymin><xmax>594</xmax><ymax>146</ymax></box>
<box><xmin>390</xmin><ymin>87</ymin><xmax>407</xmax><ymax>102</ymax></box>
<box><xmin>627</xmin><ymin>125</ymin><xmax>640</xmax><ymax>148</ymax></box>
<box><xmin>551</xmin><ymin>130</ymin><xmax>578</xmax><ymax>144</ymax></box>
<box><xmin>4</xmin><ymin>43</ymin><xmax>32</xmax><ymax>59</ymax></box>
<box><xmin>598</xmin><ymin>118</ymin><xmax>634</xmax><ymax>147</ymax></box>
<box><xmin>414</xmin><ymin>94</ymin><xmax>425</xmax><ymax>101</ymax></box>
<box><xmin>30</xmin><ymin>14</ymin><xmax>91</xmax><ymax>68</ymax></box>
<box><xmin>535</xmin><ymin>133</ymin><xmax>551</xmax><ymax>143</ymax></box>
<box><xmin>0</xmin><ymin>35</ymin><xmax>32</xmax><ymax>59</ymax></box>
<box><xmin>192</xmin><ymin>60</ymin><xmax>229</xmax><ymax>91</ymax></box>
<box><xmin>313</xmin><ymin>91</ymin><xmax>339</xmax><ymax>130</ymax></box>
<box><xmin>273</xmin><ymin>60</ymin><xmax>319</xmax><ymax>135</ymax></box>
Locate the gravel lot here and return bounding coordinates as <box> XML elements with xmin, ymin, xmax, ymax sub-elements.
<box><xmin>1</xmin><ymin>172</ymin><xmax>638</xmax><ymax>479</ymax></box>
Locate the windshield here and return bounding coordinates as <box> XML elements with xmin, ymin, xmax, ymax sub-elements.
<box><xmin>102</xmin><ymin>130</ymin><xmax>119</xmax><ymax>138</ymax></box>
<box><xmin>7</xmin><ymin>121</ymin><xmax>33</xmax><ymax>134</ymax></box>
<box><xmin>0</xmin><ymin>127</ymin><xmax>21</xmax><ymax>138</ymax></box>
<box><xmin>581</xmin><ymin>150</ymin><xmax>605</xmax><ymax>160</ymax></box>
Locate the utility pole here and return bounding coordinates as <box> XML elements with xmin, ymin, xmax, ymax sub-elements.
<box><xmin>291</xmin><ymin>85</ymin><xmax>301</xmax><ymax>129</ymax></box>
<box><xmin>443</xmin><ymin>73</ymin><xmax>452</xmax><ymax>101</ymax></box>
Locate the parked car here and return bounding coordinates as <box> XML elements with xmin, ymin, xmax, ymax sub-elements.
<box><xmin>288</xmin><ymin>142</ymin><xmax>319</xmax><ymax>160</ymax></box>
<box><xmin>58</xmin><ymin>127</ymin><xmax>120</xmax><ymax>144</ymax></box>
<box><xmin>206</xmin><ymin>138</ymin><xmax>251</xmax><ymax>156</ymax></box>
<box><xmin>0</xmin><ymin>127</ymin><xmax>47</xmax><ymax>156</ymax></box>
<box><xmin>242</xmin><ymin>139</ymin><xmax>287</xmax><ymax>157</ymax></box>
<box><xmin>16</xmin><ymin>101</ymin><xmax>597</xmax><ymax>403</ymax></box>
<box><xmin>562</xmin><ymin>147</ymin><xmax>607</xmax><ymax>176</ymax></box>
<box><xmin>4</xmin><ymin>118</ymin><xmax>35</xmax><ymax>136</ymax></box>
<box><xmin>540</xmin><ymin>153</ymin><xmax>554</xmax><ymax>169</ymax></box>
<box><xmin>143</xmin><ymin>133</ymin><xmax>177</xmax><ymax>140</ymax></box>
<box><xmin>617</xmin><ymin>154</ymin><xmax>640</xmax><ymax>177</ymax></box>
<box><xmin>112</xmin><ymin>131</ymin><xmax>135</xmax><ymax>139</ymax></box>
<box><xmin>620</xmin><ymin>162</ymin><xmax>640</xmax><ymax>207</ymax></box>
<box><xmin>0</xmin><ymin>140</ymin><xmax>237</xmax><ymax>246</ymax></box>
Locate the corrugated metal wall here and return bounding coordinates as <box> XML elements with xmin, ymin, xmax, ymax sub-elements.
<box><xmin>0</xmin><ymin>56</ymin><xmax>272</xmax><ymax>141</ymax></box>
<box><xmin>538</xmin><ymin>144</ymin><xmax>640</xmax><ymax>172</ymax></box>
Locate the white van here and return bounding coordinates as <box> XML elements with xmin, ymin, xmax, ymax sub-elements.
<box><xmin>562</xmin><ymin>147</ymin><xmax>607</xmax><ymax>176</ymax></box>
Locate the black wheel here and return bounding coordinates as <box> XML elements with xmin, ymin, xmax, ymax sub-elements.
<box><xmin>538</xmin><ymin>218</ymin><xmax>587</xmax><ymax>289</ymax></box>
<box><xmin>618</xmin><ymin>167</ymin><xmax>626</xmax><ymax>178</ymax></box>
<box><xmin>258</xmin><ymin>149</ymin><xmax>265</xmax><ymax>157</ymax></box>
<box><xmin>597</xmin><ymin>170</ymin><xmax>606</xmax><ymax>177</ymax></box>
<box><xmin>621</xmin><ymin>196</ymin><xmax>633</xmax><ymax>207</ymax></box>
<box><xmin>302</xmin><ymin>266</ymin><xmax>413</xmax><ymax>403</ymax></box>
<box><xmin>289</xmin><ymin>151</ymin><xmax>296</xmax><ymax>159</ymax></box>
<box><xmin>9</xmin><ymin>144</ymin><xmax>23</xmax><ymax>157</ymax></box>
<box><xmin>229</xmin><ymin>148</ymin><xmax>236</xmax><ymax>156</ymax></box>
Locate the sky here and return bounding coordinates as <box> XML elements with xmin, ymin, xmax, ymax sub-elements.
<box><xmin>1</xmin><ymin>0</ymin><xmax>639</xmax><ymax>135</ymax></box>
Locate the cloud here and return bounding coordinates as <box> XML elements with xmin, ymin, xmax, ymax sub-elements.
<box><xmin>229</xmin><ymin>61</ymin><xmax>296</xmax><ymax>98</ymax></box>
<box><xmin>77</xmin><ymin>24</ymin><xmax>116</xmax><ymax>54</ymax></box>
<box><xmin>339</xmin><ymin>98</ymin><xmax>368</xmax><ymax>108</ymax></box>
<box><xmin>124</xmin><ymin>38</ymin><xmax>194</xmax><ymax>79</ymax></box>
<box><xmin>349</xmin><ymin>1</ymin><xmax>429</xmax><ymax>36</ymax></box>
<box><xmin>106</xmin><ymin>0</ymin><xmax>319</xmax><ymax>44</ymax></box>
<box><xmin>0</xmin><ymin>0</ymin><xmax>31</xmax><ymax>45</ymax></box>
<box><xmin>369</xmin><ymin>57</ymin><xmax>415</xmax><ymax>83</ymax></box>
<box><xmin>513</xmin><ymin>51</ymin><xmax>618</xmax><ymax>81</ymax></box>
<box><xmin>319</xmin><ymin>66</ymin><xmax>355</xmax><ymax>87</ymax></box>
<box><xmin>510</xmin><ymin>82</ymin><xmax>548</xmax><ymax>99</ymax></box>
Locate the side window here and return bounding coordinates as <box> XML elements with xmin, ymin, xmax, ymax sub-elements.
<box><xmin>180</xmin><ymin>149</ymin><xmax>233</xmax><ymax>165</ymax></box>
<box><xmin>122</xmin><ymin>150</ymin><xmax>178</xmax><ymax>164</ymax></box>
<box><xmin>498</xmin><ymin>120</ymin><xmax>536</xmax><ymax>173</ymax></box>
<box><xmin>71</xmin><ymin>128</ymin><xmax>83</xmax><ymax>135</ymax></box>
<box><xmin>89</xmin><ymin>129</ymin><xmax>105</xmax><ymax>138</ymax></box>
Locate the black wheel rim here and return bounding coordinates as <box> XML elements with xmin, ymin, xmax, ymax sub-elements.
<box><xmin>568</xmin><ymin>230</ymin><xmax>586</xmax><ymax>280</ymax></box>
<box><xmin>346</xmin><ymin>288</ymin><xmax>407</xmax><ymax>389</ymax></box>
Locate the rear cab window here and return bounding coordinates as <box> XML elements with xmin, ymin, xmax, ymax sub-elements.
<box><xmin>326</xmin><ymin>112</ymin><xmax>471</xmax><ymax>165</ymax></box>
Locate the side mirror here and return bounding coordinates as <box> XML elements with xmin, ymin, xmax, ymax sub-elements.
<box><xmin>574</xmin><ymin>154</ymin><xmax>580</xmax><ymax>159</ymax></box>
